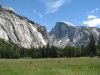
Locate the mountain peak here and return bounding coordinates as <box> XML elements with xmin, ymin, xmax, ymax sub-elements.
<box><xmin>49</xmin><ymin>21</ymin><xmax>100</xmax><ymax>48</ymax></box>
<box><xmin>0</xmin><ymin>5</ymin><xmax>49</xmax><ymax>48</ymax></box>
<box><xmin>61</xmin><ymin>21</ymin><xmax>75</xmax><ymax>27</ymax></box>
<box><xmin>3</xmin><ymin>6</ymin><xmax>15</xmax><ymax>12</ymax></box>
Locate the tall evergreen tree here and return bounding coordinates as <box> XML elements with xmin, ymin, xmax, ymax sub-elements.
<box><xmin>98</xmin><ymin>34</ymin><xmax>100</xmax><ymax>45</ymax></box>
<box><xmin>96</xmin><ymin>34</ymin><xmax>100</xmax><ymax>56</ymax></box>
<box><xmin>85</xmin><ymin>45</ymin><xmax>91</xmax><ymax>56</ymax></box>
<box><xmin>50</xmin><ymin>45</ymin><xmax>53</xmax><ymax>58</ymax></box>
<box><xmin>81</xmin><ymin>45</ymin><xmax>85</xmax><ymax>56</ymax></box>
<box><xmin>41</xmin><ymin>46</ymin><xmax>46</xmax><ymax>58</ymax></box>
<box><xmin>89</xmin><ymin>33</ymin><xmax>96</xmax><ymax>55</ymax></box>
<box><xmin>52</xmin><ymin>46</ymin><xmax>59</xmax><ymax>58</ymax></box>
<box><xmin>46</xmin><ymin>43</ymin><xmax>50</xmax><ymax>58</ymax></box>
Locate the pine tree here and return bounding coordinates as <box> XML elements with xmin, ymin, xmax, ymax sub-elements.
<box><xmin>41</xmin><ymin>46</ymin><xmax>46</xmax><ymax>58</ymax></box>
<box><xmin>81</xmin><ymin>45</ymin><xmax>85</xmax><ymax>56</ymax></box>
<box><xmin>98</xmin><ymin>34</ymin><xmax>100</xmax><ymax>45</ymax></box>
<box><xmin>89</xmin><ymin>33</ymin><xmax>96</xmax><ymax>56</ymax></box>
<box><xmin>97</xmin><ymin>33</ymin><xmax>100</xmax><ymax>57</ymax></box>
<box><xmin>46</xmin><ymin>43</ymin><xmax>50</xmax><ymax>58</ymax></box>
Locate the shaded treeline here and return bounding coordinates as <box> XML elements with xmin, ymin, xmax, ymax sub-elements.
<box><xmin>0</xmin><ymin>34</ymin><xmax>100</xmax><ymax>59</ymax></box>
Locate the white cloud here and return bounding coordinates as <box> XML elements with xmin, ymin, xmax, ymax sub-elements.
<box><xmin>83</xmin><ymin>18</ymin><xmax>100</xmax><ymax>27</ymax></box>
<box><xmin>96</xmin><ymin>8</ymin><xmax>98</xmax><ymax>10</ymax></box>
<box><xmin>32</xmin><ymin>9</ymin><xmax>43</xmax><ymax>18</ymax></box>
<box><xmin>88</xmin><ymin>15</ymin><xmax>97</xmax><ymax>19</ymax></box>
<box><xmin>38</xmin><ymin>13</ymin><xmax>43</xmax><ymax>17</ymax></box>
<box><xmin>83</xmin><ymin>8</ymin><xmax>100</xmax><ymax>27</ymax></box>
<box><xmin>91</xmin><ymin>8</ymin><xmax>99</xmax><ymax>13</ymax></box>
<box><xmin>41</xmin><ymin>0</ymin><xmax>72</xmax><ymax>15</ymax></box>
<box><xmin>33</xmin><ymin>9</ymin><xmax>36</xmax><ymax>12</ymax></box>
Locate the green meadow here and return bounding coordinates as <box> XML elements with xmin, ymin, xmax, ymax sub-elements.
<box><xmin>0</xmin><ymin>57</ymin><xmax>100</xmax><ymax>75</ymax></box>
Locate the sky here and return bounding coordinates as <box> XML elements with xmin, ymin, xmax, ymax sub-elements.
<box><xmin>0</xmin><ymin>0</ymin><xmax>100</xmax><ymax>31</ymax></box>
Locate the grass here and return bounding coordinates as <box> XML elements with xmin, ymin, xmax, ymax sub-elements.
<box><xmin>0</xmin><ymin>57</ymin><xmax>100</xmax><ymax>75</ymax></box>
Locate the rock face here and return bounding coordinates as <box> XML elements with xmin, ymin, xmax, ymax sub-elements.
<box><xmin>49</xmin><ymin>21</ymin><xmax>100</xmax><ymax>48</ymax></box>
<box><xmin>1</xmin><ymin>5</ymin><xmax>100</xmax><ymax>49</ymax></box>
<box><xmin>0</xmin><ymin>5</ymin><xmax>49</xmax><ymax>48</ymax></box>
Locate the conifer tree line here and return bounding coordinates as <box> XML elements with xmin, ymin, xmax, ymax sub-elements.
<box><xmin>0</xmin><ymin>33</ymin><xmax>100</xmax><ymax>59</ymax></box>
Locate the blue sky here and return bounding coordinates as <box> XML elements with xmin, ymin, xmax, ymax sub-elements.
<box><xmin>0</xmin><ymin>0</ymin><xmax>100</xmax><ymax>31</ymax></box>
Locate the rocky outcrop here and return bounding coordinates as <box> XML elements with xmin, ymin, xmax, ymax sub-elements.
<box><xmin>49</xmin><ymin>21</ymin><xmax>100</xmax><ymax>48</ymax></box>
<box><xmin>0</xmin><ymin>5</ymin><xmax>100</xmax><ymax>49</ymax></box>
<box><xmin>0</xmin><ymin>5</ymin><xmax>49</xmax><ymax>48</ymax></box>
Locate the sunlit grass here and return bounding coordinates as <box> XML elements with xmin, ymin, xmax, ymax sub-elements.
<box><xmin>0</xmin><ymin>57</ymin><xmax>100</xmax><ymax>75</ymax></box>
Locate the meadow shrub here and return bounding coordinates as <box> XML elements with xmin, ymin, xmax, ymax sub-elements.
<box><xmin>90</xmin><ymin>52</ymin><xmax>94</xmax><ymax>58</ymax></box>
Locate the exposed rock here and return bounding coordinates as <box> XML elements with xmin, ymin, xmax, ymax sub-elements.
<box><xmin>49</xmin><ymin>22</ymin><xmax>100</xmax><ymax>48</ymax></box>
<box><xmin>2</xmin><ymin>6</ymin><xmax>15</xmax><ymax>13</ymax></box>
<box><xmin>0</xmin><ymin>5</ymin><xmax>49</xmax><ymax>48</ymax></box>
<box><xmin>1</xmin><ymin>5</ymin><xmax>100</xmax><ymax>49</ymax></box>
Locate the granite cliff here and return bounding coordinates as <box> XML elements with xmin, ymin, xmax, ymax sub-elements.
<box><xmin>49</xmin><ymin>21</ymin><xmax>100</xmax><ymax>48</ymax></box>
<box><xmin>0</xmin><ymin>5</ymin><xmax>49</xmax><ymax>48</ymax></box>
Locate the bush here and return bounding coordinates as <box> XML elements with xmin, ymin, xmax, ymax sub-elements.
<box><xmin>90</xmin><ymin>52</ymin><xmax>94</xmax><ymax>58</ymax></box>
<box><xmin>98</xmin><ymin>51</ymin><xmax>100</xmax><ymax>57</ymax></box>
<box><xmin>58</xmin><ymin>61</ymin><xmax>60</xmax><ymax>63</ymax></box>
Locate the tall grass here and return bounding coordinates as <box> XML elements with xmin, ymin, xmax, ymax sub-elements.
<box><xmin>0</xmin><ymin>57</ymin><xmax>100</xmax><ymax>75</ymax></box>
